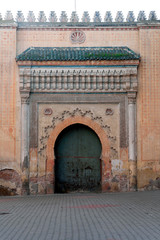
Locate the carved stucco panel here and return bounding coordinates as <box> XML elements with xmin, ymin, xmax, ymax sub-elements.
<box><xmin>38</xmin><ymin>104</ymin><xmax>120</xmax><ymax>165</ymax></box>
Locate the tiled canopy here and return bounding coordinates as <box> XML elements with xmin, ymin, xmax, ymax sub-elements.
<box><xmin>16</xmin><ymin>47</ymin><xmax>140</xmax><ymax>62</ymax></box>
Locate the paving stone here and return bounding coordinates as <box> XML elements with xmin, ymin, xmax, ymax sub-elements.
<box><xmin>0</xmin><ymin>191</ymin><xmax>160</xmax><ymax>240</ymax></box>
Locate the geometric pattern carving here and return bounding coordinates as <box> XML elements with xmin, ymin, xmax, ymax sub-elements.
<box><xmin>19</xmin><ymin>67</ymin><xmax>138</xmax><ymax>93</ymax></box>
<box><xmin>38</xmin><ymin>108</ymin><xmax>118</xmax><ymax>159</ymax></box>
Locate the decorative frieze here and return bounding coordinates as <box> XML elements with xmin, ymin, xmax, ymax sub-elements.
<box><xmin>19</xmin><ymin>67</ymin><xmax>138</xmax><ymax>93</ymax></box>
<box><xmin>1</xmin><ymin>10</ymin><xmax>159</xmax><ymax>22</ymax></box>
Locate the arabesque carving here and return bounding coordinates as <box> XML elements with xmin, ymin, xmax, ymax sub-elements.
<box><xmin>38</xmin><ymin>108</ymin><xmax>118</xmax><ymax>159</ymax></box>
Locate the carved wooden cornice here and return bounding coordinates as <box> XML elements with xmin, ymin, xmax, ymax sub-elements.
<box><xmin>19</xmin><ymin>67</ymin><xmax>138</xmax><ymax>93</ymax></box>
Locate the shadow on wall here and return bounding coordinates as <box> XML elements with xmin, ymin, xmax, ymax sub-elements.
<box><xmin>0</xmin><ymin>169</ymin><xmax>21</xmax><ymax>196</ymax></box>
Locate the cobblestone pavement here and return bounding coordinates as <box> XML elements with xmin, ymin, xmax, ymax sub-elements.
<box><xmin>0</xmin><ymin>191</ymin><xmax>160</xmax><ymax>240</ymax></box>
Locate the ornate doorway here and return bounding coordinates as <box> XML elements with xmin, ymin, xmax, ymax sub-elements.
<box><xmin>54</xmin><ymin>124</ymin><xmax>102</xmax><ymax>193</ymax></box>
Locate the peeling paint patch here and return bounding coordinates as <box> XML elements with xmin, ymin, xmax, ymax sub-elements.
<box><xmin>22</xmin><ymin>156</ymin><xmax>29</xmax><ymax>170</ymax></box>
<box><xmin>137</xmin><ymin>167</ymin><xmax>160</xmax><ymax>190</ymax></box>
<box><xmin>148</xmin><ymin>177</ymin><xmax>160</xmax><ymax>189</ymax></box>
<box><xmin>0</xmin><ymin>169</ymin><xmax>21</xmax><ymax>196</ymax></box>
<box><xmin>111</xmin><ymin>159</ymin><xmax>123</xmax><ymax>172</ymax></box>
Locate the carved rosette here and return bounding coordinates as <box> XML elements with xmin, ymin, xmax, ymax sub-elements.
<box><xmin>106</xmin><ymin>108</ymin><xmax>114</xmax><ymax>115</ymax></box>
<box><xmin>70</xmin><ymin>31</ymin><xmax>86</xmax><ymax>44</ymax></box>
<box><xmin>44</xmin><ymin>108</ymin><xmax>53</xmax><ymax>116</ymax></box>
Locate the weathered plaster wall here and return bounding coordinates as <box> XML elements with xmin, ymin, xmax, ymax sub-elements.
<box><xmin>17</xmin><ymin>28</ymin><xmax>139</xmax><ymax>55</ymax></box>
<box><xmin>0</xmin><ymin>22</ymin><xmax>160</xmax><ymax>194</ymax></box>
<box><xmin>0</xmin><ymin>25</ymin><xmax>21</xmax><ymax>194</ymax></box>
<box><xmin>137</xmin><ymin>27</ymin><xmax>160</xmax><ymax>190</ymax></box>
<box><xmin>15</xmin><ymin>26</ymin><xmax>139</xmax><ymax>194</ymax></box>
<box><xmin>17</xmin><ymin>25</ymin><xmax>160</xmax><ymax>192</ymax></box>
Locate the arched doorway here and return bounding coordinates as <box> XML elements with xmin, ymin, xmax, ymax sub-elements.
<box><xmin>54</xmin><ymin>123</ymin><xmax>102</xmax><ymax>193</ymax></box>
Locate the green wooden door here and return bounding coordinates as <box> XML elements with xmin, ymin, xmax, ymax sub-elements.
<box><xmin>54</xmin><ymin>124</ymin><xmax>101</xmax><ymax>193</ymax></box>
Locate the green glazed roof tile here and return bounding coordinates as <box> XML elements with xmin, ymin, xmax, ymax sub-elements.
<box><xmin>16</xmin><ymin>47</ymin><xmax>140</xmax><ymax>61</ymax></box>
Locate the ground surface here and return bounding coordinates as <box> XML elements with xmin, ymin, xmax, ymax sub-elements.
<box><xmin>0</xmin><ymin>191</ymin><xmax>160</xmax><ymax>240</ymax></box>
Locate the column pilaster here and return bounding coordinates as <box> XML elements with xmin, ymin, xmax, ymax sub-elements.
<box><xmin>21</xmin><ymin>91</ymin><xmax>30</xmax><ymax>194</ymax></box>
<box><xmin>128</xmin><ymin>92</ymin><xmax>137</xmax><ymax>191</ymax></box>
